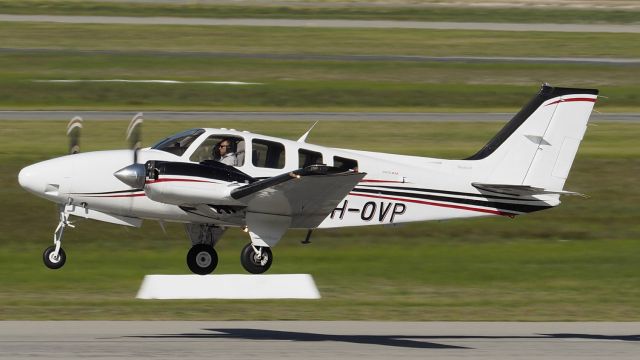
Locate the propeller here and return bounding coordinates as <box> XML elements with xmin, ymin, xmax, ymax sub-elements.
<box><xmin>66</xmin><ymin>116</ymin><xmax>83</xmax><ymax>154</ymax></box>
<box><xmin>126</xmin><ymin>112</ymin><xmax>144</xmax><ymax>163</ymax></box>
<box><xmin>114</xmin><ymin>113</ymin><xmax>147</xmax><ymax>189</ymax></box>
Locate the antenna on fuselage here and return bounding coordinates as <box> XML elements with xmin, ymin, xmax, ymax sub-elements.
<box><xmin>297</xmin><ymin>120</ymin><xmax>319</xmax><ymax>143</ymax></box>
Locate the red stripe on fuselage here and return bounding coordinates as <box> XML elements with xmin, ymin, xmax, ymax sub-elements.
<box><xmin>545</xmin><ymin>97</ymin><xmax>596</xmax><ymax>106</ymax></box>
<box><xmin>349</xmin><ymin>192</ymin><xmax>515</xmax><ymax>217</ymax></box>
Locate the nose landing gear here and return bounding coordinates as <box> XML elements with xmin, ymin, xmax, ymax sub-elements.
<box><xmin>43</xmin><ymin>208</ymin><xmax>73</xmax><ymax>270</ymax></box>
<box><xmin>43</xmin><ymin>246</ymin><xmax>66</xmax><ymax>269</ymax></box>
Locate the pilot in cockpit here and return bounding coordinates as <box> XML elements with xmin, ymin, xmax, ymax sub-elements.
<box><xmin>213</xmin><ymin>138</ymin><xmax>238</xmax><ymax>166</ymax></box>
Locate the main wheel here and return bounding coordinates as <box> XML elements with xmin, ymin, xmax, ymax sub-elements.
<box><xmin>43</xmin><ymin>246</ymin><xmax>66</xmax><ymax>269</ymax></box>
<box><xmin>240</xmin><ymin>243</ymin><xmax>273</xmax><ymax>274</ymax></box>
<box><xmin>187</xmin><ymin>244</ymin><xmax>218</xmax><ymax>275</ymax></box>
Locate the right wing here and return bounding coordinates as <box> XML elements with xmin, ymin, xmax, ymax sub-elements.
<box><xmin>232</xmin><ymin>165</ymin><xmax>366</xmax><ymax>228</ymax></box>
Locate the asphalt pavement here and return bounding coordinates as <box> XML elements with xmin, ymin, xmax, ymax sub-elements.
<box><xmin>1</xmin><ymin>321</ymin><xmax>639</xmax><ymax>360</ymax></box>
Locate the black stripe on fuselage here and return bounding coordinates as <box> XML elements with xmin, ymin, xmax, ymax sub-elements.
<box><xmin>351</xmin><ymin>187</ymin><xmax>552</xmax><ymax>214</ymax></box>
<box><xmin>357</xmin><ymin>184</ymin><xmax>540</xmax><ymax>202</ymax></box>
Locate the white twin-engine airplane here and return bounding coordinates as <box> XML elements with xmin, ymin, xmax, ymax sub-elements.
<box><xmin>19</xmin><ymin>85</ymin><xmax>598</xmax><ymax>275</ymax></box>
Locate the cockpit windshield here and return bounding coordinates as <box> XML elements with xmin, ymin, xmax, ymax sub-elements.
<box><xmin>151</xmin><ymin>128</ymin><xmax>205</xmax><ymax>156</ymax></box>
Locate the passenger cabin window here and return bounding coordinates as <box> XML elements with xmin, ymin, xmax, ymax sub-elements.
<box><xmin>334</xmin><ymin>156</ymin><xmax>358</xmax><ymax>172</ymax></box>
<box><xmin>298</xmin><ymin>149</ymin><xmax>323</xmax><ymax>168</ymax></box>
<box><xmin>189</xmin><ymin>135</ymin><xmax>245</xmax><ymax>166</ymax></box>
<box><xmin>252</xmin><ymin>139</ymin><xmax>285</xmax><ymax>169</ymax></box>
<box><xmin>152</xmin><ymin>128</ymin><xmax>205</xmax><ymax>157</ymax></box>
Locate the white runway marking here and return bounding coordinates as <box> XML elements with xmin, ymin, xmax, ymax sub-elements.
<box><xmin>137</xmin><ymin>274</ymin><xmax>321</xmax><ymax>299</ymax></box>
<box><xmin>32</xmin><ymin>79</ymin><xmax>262</xmax><ymax>85</ymax></box>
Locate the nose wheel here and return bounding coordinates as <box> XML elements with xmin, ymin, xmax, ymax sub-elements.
<box><xmin>43</xmin><ymin>207</ymin><xmax>73</xmax><ymax>270</ymax></box>
<box><xmin>240</xmin><ymin>243</ymin><xmax>273</xmax><ymax>274</ymax></box>
<box><xmin>187</xmin><ymin>244</ymin><xmax>219</xmax><ymax>275</ymax></box>
<box><xmin>43</xmin><ymin>246</ymin><xmax>66</xmax><ymax>269</ymax></box>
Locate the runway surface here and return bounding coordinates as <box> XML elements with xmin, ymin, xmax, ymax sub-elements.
<box><xmin>0</xmin><ymin>110</ymin><xmax>637</xmax><ymax>122</ymax></box>
<box><xmin>1</xmin><ymin>321</ymin><xmax>639</xmax><ymax>359</ymax></box>
<box><xmin>1</xmin><ymin>14</ymin><xmax>639</xmax><ymax>33</ymax></box>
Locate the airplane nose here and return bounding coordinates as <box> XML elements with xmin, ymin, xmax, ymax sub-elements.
<box><xmin>18</xmin><ymin>164</ymin><xmax>44</xmax><ymax>194</ymax></box>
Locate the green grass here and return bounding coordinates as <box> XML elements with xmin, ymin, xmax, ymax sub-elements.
<box><xmin>5</xmin><ymin>80</ymin><xmax>636</xmax><ymax>111</ymax></box>
<box><xmin>3</xmin><ymin>23</ymin><xmax>640</xmax><ymax>58</ymax></box>
<box><xmin>1</xmin><ymin>120</ymin><xmax>638</xmax><ymax>320</ymax></box>
<box><xmin>1</xmin><ymin>25</ymin><xmax>639</xmax><ymax>111</ymax></box>
<box><xmin>0</xmin><ymin>22</ymin><xmax>638</xmax><ymax>111</ymax></box>
<box><xmin>0</xmin><ymin>0</ymin><xmax>639</xmax><ymax>24</ymax></box>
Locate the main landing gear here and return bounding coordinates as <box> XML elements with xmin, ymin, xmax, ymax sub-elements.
<box><xmin>184</xmin><ymin>224</ymin><xmax>276</xmax><ymax>275</ymax></box>
<box><xmin>186</xmin><ymin>244</ymin><xmax>218</xmax><ymax>275</ymax></box>
<box><xmin>43</xmin><ymin>209</ymin><xmax>73</xmax><ymax>270</ymax></box>
<box><xmin>240</xmin><ymin>243</ymin><xmax>273</xmax><ymax>274</ymax></box>
<box><xmin>185</xmin><ymin>224</ymin><xmax>224</xmax><ymax>275</ymax></box>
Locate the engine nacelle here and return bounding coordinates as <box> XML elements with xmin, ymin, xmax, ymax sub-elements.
<box><xmin>143</xmin><ymin>160</ymin><xmax>253</xmax><ymax>206</ymax></box>
<box><xmin>145</xmin><ymin>179</ymin><xmax>242</xmax><ymax>206</ymax></box>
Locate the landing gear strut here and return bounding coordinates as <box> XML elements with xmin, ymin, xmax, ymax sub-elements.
<box><xmin>240</xmin><ymin>243</ymin><xmax>273</xmax><ymax>274</ymax></box>
<box><xmin>43</xmin><ymin>208</ymin><xmax>73</xmax><ymax>270</ymax></box>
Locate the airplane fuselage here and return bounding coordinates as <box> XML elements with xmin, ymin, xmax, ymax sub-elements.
<box><xmin>19</xmin><ymin>128</ymin><xmax>557</xmax><ymax>230</ymax></box>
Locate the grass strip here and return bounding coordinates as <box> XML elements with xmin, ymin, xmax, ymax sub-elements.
<box><xmin>0</xmin><ymin>1</ymin><xmax>638</xmax><ymax>24</ymax></box>
<box><xmin>1</xmin><ymin>23</ymin><xmax>639</xmax><ymax>58</ymax></box>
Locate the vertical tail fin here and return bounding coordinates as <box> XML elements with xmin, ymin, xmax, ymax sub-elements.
<box><xmin>468</xmin><ymin>85</ymin><xmax>598</xmax><ymax>191</ymax></box>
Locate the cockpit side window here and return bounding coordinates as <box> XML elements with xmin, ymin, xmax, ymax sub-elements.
<box><xmin>151</xmin><ymin>128</ymin><xmax>205</xmax><ymax>157</ymax></box>
<box><xmin>189</xmin><ymin>135</ymin><xmax>245</xmax><ymax>167</ymax></box>
<box><xmin>252</xmin><ymin>139</ymin><xmax>285</xmax><ymax>169</ymax></box>
<box><xmin>334</xmin><ymin>156</ymin><xmax>358</xmax><ymax>172</ymax></box>
<box><xmin>299</xmin><ymin>149</ymin><xmax>323</xmax><ymax>168</ymax></box>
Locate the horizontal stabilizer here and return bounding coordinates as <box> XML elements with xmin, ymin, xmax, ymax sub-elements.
<box><xmin>472</xmin><ymin>182</ymin><xmax>586</xmax><ymax>197</ymax></box>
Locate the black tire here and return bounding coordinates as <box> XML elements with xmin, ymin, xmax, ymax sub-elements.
<box><xmin>240</xmin><ymin>243</ymin><xmax>273</xmax><ymax>274</ymax></box>
<box><xmin>43</xmin><ymin>246</ymin><xmax>66</xmax><ymax>270</ymax></box>
<box><xmin>187</xmin><ymin>244</ymin><xmax>218</xmax><ymax>275</ymax></box>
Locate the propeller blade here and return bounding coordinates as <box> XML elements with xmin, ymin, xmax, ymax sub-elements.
<box><xmin>126</xmin><ymin>112</ymin><xmax>143</xmax><ymax>163</ymax></box>
<box><xmin>66</xmin><ymin>116</ymin><xmax>83</xmax><ymax>154</ymax></box>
